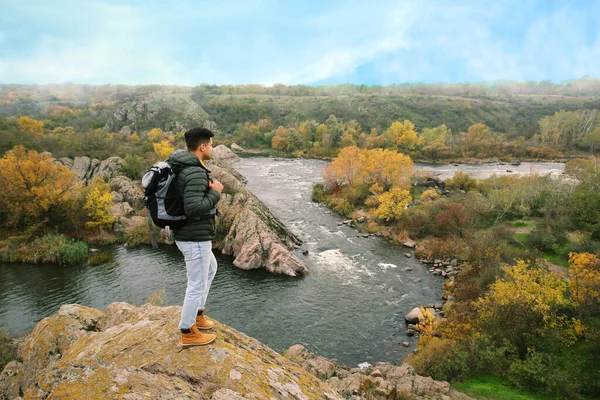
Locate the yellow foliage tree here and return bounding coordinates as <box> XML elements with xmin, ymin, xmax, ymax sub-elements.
<box><xmin>339</xmin><ymin>131</ymin><xmax>356</xmax><ymax>147</ymax></box>
<box><xmin>364</xmin><ymin>128</ymin><xmax>387</xmax><ymax>149</ymax></box>
<box><xmin>147</xmin><ymin>128</ymin><xmax>163</xmax><ymax>143</ymax></box>
<box><xmin>271</xmin><ymin>126</ymin><xmax>289</xmax><ymax>151</ymax></box>
<box><xmin>297</xmin><ymin>121</ymin><xmax>312</xmax><ymax>146</ymax></box>
<box><xmin>363</xmin><ymin>148</ymin><xmax>413</xmax><ymax>191</ymax></box>
<box><xmin>370</xmin><ymin>187</ymin><xmax>412</xmax><ymax>222</ymax></box>
<box><xmin>323</xmin><ymin>146</ymin><xmax>366</xmax><ymax>188</ymax></box>
<box><xmin>84</xmin><ymin>178</ymin><xmax>115</xmax><ymax>231</ymax></box>
<box><xmin>153</xmin><ymin>140</ymin><xmax>174</xmax><ymax>160</ymax></box>
<box><xmin>323</xmin><ymin>146</ymin><xmax>413</xmax><ymax>203</ymax></box>
<box><xmin>476</xmin><ymin>260</ymin><xmax>580</xmax><ymax>350</ymax></box>
<box><xmin>568</xmin><ymin>252</ymin><xmax>600</xmax><ymax>312</ymax></box>
<box><xmin>17</xmin><ymin>116</ymin><xmax>44</xmax><ymax>137</ymax></box>
<box><xmin>385</xmin><ymin>120</ymin><xmax>422</xmax><ymax>150</ymax></box>
<box><xmin>0</xmin><ymin>145</ymin><xmax>80</xmax><ymax>227</ymax></box>
<box><xmin>127</xmin><ymin>132</ymin><xmax>141</xmax><ymax>143</ymax></box>
<box><xmin>421</xmin><ymin>189</ymin><xmax>440</xmax><ymax>202</ymax></box>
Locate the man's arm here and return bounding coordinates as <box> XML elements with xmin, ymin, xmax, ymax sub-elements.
<box><xmin>182</xmin><ymin>169</ymin><xmax>221</xmax><ymax>219</ymax></box>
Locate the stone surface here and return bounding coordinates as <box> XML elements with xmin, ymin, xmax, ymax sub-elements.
<box><xmin>284</xmin><ymin>344</ymin><xmax>473</xmax><ymax>400</ymax></box>
<box><xmin>230</xmin><ymin>143</ymin><xmax>246</xmax><ymax>153</ymax></box>
<box><xmin>94</xmin><ymin>156</ymin><xmax>127</xmax><ymax>182</ymax></box>
<box><xmin>111</xmin><ymin>202</ymin><xmax>134</xmax><ymax>218</ymax></box>
<box><xmin>211</xmin><ymin>145</ymin><xmax>241</xmax><ymax>164</ymax></box>
<box><xmin>0</xmin><ymin>303</ymin><xmax>341</xmax><ymax>400</ymax></box>
<box><xmin>109</xmin><ymin>175</ymin><xmax>145</xmax><ymax>210</ymax></box>
<box><xmin>405</xmin><ymin>307</ymin><xmax>424</xmax><ymax>324</ymax></box>
<box><xmin>215</xmin><ymin>174</ymin><xmax>308</xmax><ymax>276</ymax></box>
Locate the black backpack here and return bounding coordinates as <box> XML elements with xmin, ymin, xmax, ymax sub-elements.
<box><xmin>142</xmin><ymin>160</ymin><xmax>187</xmax><ymax>230</ymax></box>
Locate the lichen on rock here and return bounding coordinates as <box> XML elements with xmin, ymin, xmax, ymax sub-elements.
<box><xmin>0</xmin><ymin>303</ymin><xmax>341</xmax><ymax>400</ymax></box>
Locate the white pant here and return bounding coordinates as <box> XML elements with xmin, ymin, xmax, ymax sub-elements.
<box><xmin>175</xmin><ymin>240</ymin><xmax>218</xmax><ymax>330</ymax></box>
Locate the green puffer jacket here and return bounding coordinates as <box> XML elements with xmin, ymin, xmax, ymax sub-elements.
<box><xmin>168</xmin><ymin>150</ymin><xmax>221</xmax><ymax>242</ymax></box>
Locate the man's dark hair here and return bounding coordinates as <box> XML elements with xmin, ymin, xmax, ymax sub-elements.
<box><xmin>185</xmin><ymin>127</ymin><xmax>214</xmax><ymax>151</ymax></box>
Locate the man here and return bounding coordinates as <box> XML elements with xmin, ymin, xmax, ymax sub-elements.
<box><xmin>168</xmin><ymin>127</ymin><xmax>224</xmax><ymax>347</ymax></box>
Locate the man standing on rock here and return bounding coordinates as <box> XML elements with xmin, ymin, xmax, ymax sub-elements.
<box><xmin>168</xmin><ymin>127</ymin><xmax>223</xmax><ymax>347</ymax></box>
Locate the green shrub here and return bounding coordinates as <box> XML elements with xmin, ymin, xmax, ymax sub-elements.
<box><xmin>507</xmin><ymin>350</ymin><xmax>553</xmax><ymax>394</ymax></box>
<box><xmin>1</xmin><ymin>233</ymin><xmax>88</xmax><ymax>265</ymax></box>
<box><xmin>311</xmin><ymin>182</ymin><xmax>329</xmax><ymax>203</ymax></box>
<box><xmin>445</xmin><ymin>171</ymin><xmax>479</xmax><ymax>191</ymax></box>
<box><xmin>408</xmin><ymin>337</ymin><xmax>471</xmax><ymax>382</ymax></box>
<box><xmin>124</xmin><ymin>223</ymin><xmax>153</xmax><ymax>247</ymax></box>
<box><xmin>471</xmin><ymin>336</ymin><xmax>516</xmax><ymax>375</ymax></box>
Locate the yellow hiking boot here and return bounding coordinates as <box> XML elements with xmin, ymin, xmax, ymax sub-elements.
<box><xmin>181</xmin><ymin>325</ymin><xmax>216</xmax><ymax>347</ymax></box>
<box><xmin>196</xmin><ymin>309</ymin><xmax>215</xmax><ymax>330</ymax></box>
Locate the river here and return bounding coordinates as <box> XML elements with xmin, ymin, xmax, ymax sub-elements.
<box><xmin>0</xmin><ymin>158</ymin><xmax>564</xmax><ymax>366</ymax></box>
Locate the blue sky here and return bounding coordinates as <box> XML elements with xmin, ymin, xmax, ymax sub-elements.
<box><xmin>0</xmin><ymin>0</ymin><xmax>598</xmax><ymax>86</ymax></box>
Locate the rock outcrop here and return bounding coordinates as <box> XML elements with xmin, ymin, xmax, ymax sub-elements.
<box><xmin>285</xmin><ymin>345</ymin><xmax>473</xmax><ymax>400</ymax></box>
<box><xmin>0</xmin><ymin>303</ymin><xmax>341</xmax><ymax>400</ymax></box>
<box><xmin>230</xmin><ymin>143</ymin><xmax>246</xmax><ymax>153</ymax></box>
<box><xmin>209</xmin><ymin>146</ymin><xmax>309</xmax><ymax>277</ymax></box>
<box><xmin>62</xmin><ymin>156</ymin><xmax>126</xmax><ymax>186</ymax></box>
<box><xmin>0</xmin><ymin>303</ymin><xmax>472</xmax><ymax>400</ymax></box>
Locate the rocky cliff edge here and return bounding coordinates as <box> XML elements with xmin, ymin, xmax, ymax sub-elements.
<box><xmin>0</xmin><ymin>303</ymin><xmax>472</xmax><ymax>400</ymax></box>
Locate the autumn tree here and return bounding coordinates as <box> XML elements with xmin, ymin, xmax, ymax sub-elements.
<box><xmin>297</xmin><ymin>121</ymin><xmax>313</xmax><ymax>148</ymax></box>
<box><xmin>476</xmin><ymin>260</ymin><xmax>580</xmax><ymax>354</ymax></box>
<box><xmin>339</xmin><ymin>120</ymin><xmax>361</xmax><ymax>148</ymax></box>
<box><xmin>153</xmin><ymin>140</ymin><xmax>174</xmax><ymax>160</ymax></box>
<box><xmin>539</xmin><ymin>109</ymin><xmax>599</xmax><ymax>150</ymax></box>
<box><xmin>568</xmin><ymin>252</ymin><xmax>600</xmax><ymax>314</ymax></box>
<box><xmin>147</xmin><ymin>128</ymin><xmax>164</xmax><ymax>143</ymax></box>
<box><xmin>459</xmin><ymin>123</ymin><xmax>498</xmax><ymax>157</ymax></box>
<box><xmin>385</xmin><ymin>120</ymin><xmax>422</xmax><ymax>150</ymax></box>
<box><xmin>322</xmin><ymin>146</ymin><xmax>365</xmax><ymax>189</ymax></box>
<box><xmin>235</xmin><ymin>122</ymin><xmax>261</xmax><ymax>147</ymax></box>
<box><xmin>84</xmin><ymin>178</ymin><xmax>115</xmax><ymax>231</ymax></box>
<box><xmin>271</xmin><ymin>125</ymin><xmax>289</xmax><ymax>151</ymax></box>
<box><xmin>364</xmin><ymin>128</ymin><xmax>386</xmax><ymax>149</ymax></box>
<box><xmin>0</xmin><ymin>145</ymin><xmax>80</xmax><ymax>228</ymax></box>
<box><xmin>363</xmin><ymin>148</ymin><xmax>413</xmax><ymax>192</ymax></box>
<box><xmin>367</xmin><ymin>186</ymin><xmax>412</xmax><ymax>222</ymax></box>
<box><xmin>421</xmin><ymin>124</ymin><xmax>452</xmax><ymax>159</ymax></box>
<box><xmin>17</xmin><ymin>116</ymin><xmax>44</xmax><ymax>137</ymax></box>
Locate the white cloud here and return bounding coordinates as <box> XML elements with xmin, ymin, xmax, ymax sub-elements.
<box><xmin>0</xmin><ymin>0</ymin><xmax>598</xmax><ymax>85</ymax></box>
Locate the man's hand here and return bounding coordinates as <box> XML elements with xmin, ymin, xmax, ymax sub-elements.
<box><xmin>209</xmin><ymin>179</ymin><xmax>224</xmax><ymax>193</ymax></box>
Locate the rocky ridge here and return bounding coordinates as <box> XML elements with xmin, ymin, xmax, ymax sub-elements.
<box><xmin>0</xmin><ymin>303</ymin><xmax>472</xmax><ymax>400</ymax></box>
<box><xmin>207</xmin><ymin>146</ymin><xmax>308</xmax><ymax>276</ymax></box>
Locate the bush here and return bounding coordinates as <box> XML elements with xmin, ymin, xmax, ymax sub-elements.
<box><xmin>407</xmin><ymin>337</ymin><xmax>470</xmax><ymax>382</ymax></box>
<box><xmin>1</xmin><ymin>233</ymin><xmax>88</xmax><ymax>265</ymax></box>
<box><xmin>445</xmin><ymin>171</ymin><xmax>478</xmax><ymax>191</ymax></box>
<box><xmin>506</xmin><ymin>350</ymin><xmax>554</xmax><ymax>394</ymax></box>
<box><xmin>124</xmin><ymin>223</ymin><xmax>154</xmax><ymax>247</ymax></box>
<box><xmin>311</xmin><ymin>182</ymin><xmax>329</xmax><ymax>203</ymax></box>
<box><xmin>470</xmin><ymin>336</ymin><xmax>516</xmax><ymax>375</ymax></box>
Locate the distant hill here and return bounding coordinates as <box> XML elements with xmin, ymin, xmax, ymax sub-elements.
<box><xmin>1</xmin><ymin>80</ymin><xmax>599</xmax><ymax>140</ymax></box>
